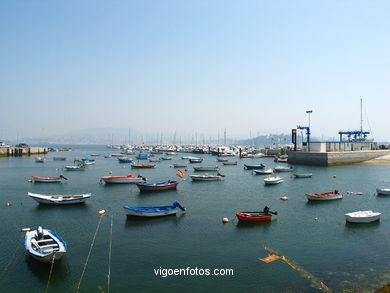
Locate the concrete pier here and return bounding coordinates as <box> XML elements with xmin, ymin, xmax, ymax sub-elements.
<box><xmin>287</xmin><ymin>150</ymin><xmax>390</xmax><ymax>166</ymax></box>
<box><xmin>0</xmin><ymin>146</ymin><xmax>48</xmax><ymax>157</ymax></box>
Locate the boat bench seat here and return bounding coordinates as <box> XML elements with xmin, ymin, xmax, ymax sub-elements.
<box><xmin>42</xmin><ymin>248</ymin><xmax>60</xmax><ymax>253</ymax></box>
<box><xmin>39</xmin><ymin>244</ymin><xmax>59</xmax><ymax>249</ymax></box>
<box><xmin>37</xmin><ymin>239</ymin><xmax>55</xmax><ymax>244</ymax></box>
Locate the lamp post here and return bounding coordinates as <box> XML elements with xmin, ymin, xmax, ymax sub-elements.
<box><xmin>306</xmin><ymin>110</ymin><xmax>312</xmax><ymax>152</ymax></box>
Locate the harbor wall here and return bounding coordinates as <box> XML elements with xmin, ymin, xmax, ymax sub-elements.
<box><xmin>0</xmin><ymin>147</ymin><xmax>48</xmax><ymax>157</ymax></box>
<box><xmin>287</xmin><ymin>150</ymin><xmax>390</xmax><ymax>166</ymax></box>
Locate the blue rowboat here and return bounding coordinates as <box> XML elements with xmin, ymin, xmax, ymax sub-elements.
<box><xmin>135</xmin><ymin>154</ymin><xmax>148</xmax><ymax>160</ymax></box>
<box><xmin>136</xmin><ymin>180</ymin><xmax>178</xmax><ymax>192</ymax></box>
<box><xmin>118</xmin><ymin>157</ymin><xmax>133</xmax><ymax>163</ymax></box>
<box><xmin>123</xmin><ymin>200</ymin><xmax>185</xmax><ymax>217</ymax></box>
<box><xmin>24</xmin><ymin>227</ymin><xmax>67</xmax><ymax>263</ymax></box>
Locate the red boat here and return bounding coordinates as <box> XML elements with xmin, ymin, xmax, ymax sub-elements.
<box><xmin>236</xmin><ymin>212</ymin><xmax>273</xmax><ymax>222</ymax></box>
<box><xmin>130</xmin><ymin>164</ymin><xmax>156</xmax><ymax>169</ymax></box>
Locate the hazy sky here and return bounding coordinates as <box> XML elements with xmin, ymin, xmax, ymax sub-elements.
<box><xmin>0</xmin><ymin>0</ymin><xmax>389</xmax><ymax>141</ymax></box>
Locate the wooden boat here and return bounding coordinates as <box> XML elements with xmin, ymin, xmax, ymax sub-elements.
<box><xmin>100</xmin><ymin>174</ymin><xmax>146</xmax><ymax>184</ymax></box>
<box><xmin>376</xmin><ymin>188</ymin><xmax>390</xmax><ymax>195</ymax></box>
<box><xmin>244</xmin><ymin>163</ymin><xmax>264</xmax><ymax>170</ymax></box>
<box><xmin>253</xmin><ymin>169</ymin><xmax>273</xmax><ymax>175</ymax></box>
<box><xmin>136</xmin><ymin>180</ymin><xmax>179</xmax><ymax>192</ymax></box>
<box><xmin>27</xmin><ymin>192</ymin><xmax>91</xmax><ymax>205</ymax></box>
<box><xmin>173</xmin><ymin>163</ymin><xmax>187</xmax><ymax>168</ymax></box>
<box><xmin>222</xmin><ymin>161</ymin><xmax>237</xmax><ymax>165</ymax></box>
<box><xmin>189</xmin><ymin>158</ymin><xmax>203</xmax><ymax>163</ymax></box>
<box><xmin>64</xmin><ymin>165</ymin><xmax>85</xmax><ymax>171</ymax></box>
<box><xmin>190</xmin><ymin>174</ymin><xmax>224</xmax><ymax>181</ymax></box>
<box><xmin>264</xmin><ymin>176</ymin><xmax>283</xmax><ymax>185</ymax></box>
<box><xmin>24</xmin><ymin>227</ymin><xmax>67</xmax><ymax>263</ymax></box>
<box><xmin>293</xmin><ymin>173</ymin><xmax>312</xmax><ymax>178</ymax></box>
<box><xmin>53</xmin><ymin>157</ymin><xmax>68</xmax><ymax>161</ymax></box>
<box><xmin>131</xmin><ymin>164</ymin><xmax>156</xmax><ymax>169</ymax></box>
<box><xmin>306</xmin><ymin>191</ymin><xmax>342</xmax><ymax>201</ymax></box>
<box><xmin>345</xmin><ymin>210</ymin><xmax>381</xmax><ymax>223</ymax></box>
<box><xmin>217</xmin><ymin>158</ymin><xmax>229</xmax><ymax>162</ymax></box>
<box><xmin>135</xmin><ymin>154</ymin><xmax>148</xmax><ymax>160</ymax></box>
<box><xmin>32</xmin><ymin>175</ymin><xmax>67</xmax><ymax>183</ymax></box>
<box><xmin>123</xmin><ymin>200</ymin><xmax>185</xmax><ymax>217</ymax></box>
<box><xmin>236</xmin><ymin>208</ymin><xmax>277</xmax><ymax>222</ymax></box>
<box><xmin>149</xmin><ymin>158</ymin><xmax>161</xmax><ymax>162</ymax></box>
<box><xmin>117</xmin><ymin>157</ymin><xmax>133</xmax><ymax>163</ymax></box>
<box><xmin>274</xmin><ymin>166</ymin><xmax>293</xmax><ymax>172</ymax></box>
<box><xmin>193</xmin><ymin>166</ymin><xmax>219</xmax><ymax>172</ymax></box>
<box><xmin>161</xmin><ymin>156</ymin><xmax>173</xmax><ymax>160</ymax></box>
<box><xmin>35</xmin><ymin>157</ymin><xmax>45</xmax><ymax>163</ymax></box>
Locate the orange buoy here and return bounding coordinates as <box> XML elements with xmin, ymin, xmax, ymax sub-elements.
<box><xmin>98</xmin><ymin>209</ymin><xmax>106</xmax><ymax>216</ymax></box>
<box><xmin>281</xmin><ymin>196</ymin><xmax>288</xmax><ymax>201</ymax></box>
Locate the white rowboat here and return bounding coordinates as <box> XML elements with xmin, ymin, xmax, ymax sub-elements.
<box><xmin>345</xmin><ymin>211</ymin><xmax>381</xmax><ymax>223</ymax></box>
<box><xmin>27</xmin><ymin>192</ymin><xmax>91</xmax><ymax>205</ymax></box>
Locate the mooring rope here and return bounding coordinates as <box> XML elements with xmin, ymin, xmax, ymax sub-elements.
<box><xmin>107</xmin><ymin>215</ymin><xmax>113</xmax><ymax>293</ymax></box>
<box><xmin>76</xmin><ymin>215</ymin><xmax>104</xmax><ymax>293</ymax></box>
<box><xmin>44</xmin><ymin>253</ymin><xmax>56</xmax><ymax>293</ymax></box>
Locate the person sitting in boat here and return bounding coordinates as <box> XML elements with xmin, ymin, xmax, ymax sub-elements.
<box><xmin>263</xmin><ymin>206</ymin><xmax>270</xmax><ymax>214</ymax></box>
<box><xmin>334</xmin><ymin>190</ymin><xmax>339</xmax><ymax>194</ymax></box>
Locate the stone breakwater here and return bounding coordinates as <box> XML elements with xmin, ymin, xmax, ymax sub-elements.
<box><xmin>0</xmin><ymin>147</ymin><xmax>48</xmax><ymax>157</ymax></box>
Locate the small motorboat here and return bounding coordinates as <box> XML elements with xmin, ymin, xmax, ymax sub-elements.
<box><xmin>123</xmin><ymin>200</ymin><xmax>185</xmax><ymax>217</ymax></box>
<box><xmin>136</xmin><ymin>180</ymin><xmax>179</xmax><ymax>192</ymax></box>
<box><xmin>32</xmin><ymin>175</ymin><xmax>67</xmax><ymax>183</ymax></box>
<box><xmin>81</xmin><ymin>158</ymin><xmax>95</xmax><ymax>165</ymax></box>
<box><xmin>293</xmin><ymin>173</ymin><xmax>313</xmax><ymax>178</ymax></box>
<box><xmin>189</xmin><ymin>158</ymin><xmax>203</xmax><ymax>163</ymax></box>
<box><xmin>173</xmin><ymin>163</ymin><xmax>187</xmax><ymax>168</ymax></box>
<box><xmin>131</xmin><ymin>164</ymin><xmax>156</xmax><ymax>169</ymax></box>
<box><xmin>190</xmin><ymin>173</ymin><xmax>224</xmax><ymax>181</ymax></box>
<box><xmin>376</xmin><ymin>188</ymin><xmax>390</xmax><ymax>195</ymax></box>
<box><xmin>24</xmin><ymin>226</ymin><xmax>67</xmax><ymax>263</ymax></box>
<box><xmin>27</xmin><ymin>192</ymin><xmax>91</xmax><ymax>205</ymax></box>
<box><xmin>35</xmin><ymin>157</ymin><xmax>45</xmax><ymax>163</ymax></box>
<box><xmin>345</xmin><ymin>210</ymin><xmax>381</xmax><ymax>223</ymax></box>
<box><xmin>244</xmin><ymin>164</ymin><xmax>265</xmax><ymax>170</ymax></box>
<box><xmin>264</xmin><ymin>176</ymin><xmax>283</xmax><ymax>185</ymax></box>
<box><xmin>117</xmin><ymin>157</ymin><xmax>133</xmax><ymax>163</ymax></box>
<box><xmin>100</xmin><ymin>174</ymin><xmax>146</xmax><ymax>184</ymax></box>
<box><xmin>222</xmin><ymin>161</ymin><xmax>237</xmax><ymax>165</ymax></box>
<box><xmin>306</xmin><ymin>190</ymin><xmax>342</xmax><ymax>201</ymax></box>
<box><xmin>274</xmin><ymin>166</ymin><xmax>293</xmax><ymax>172</ymax></box>
<box><xmin>64</xmin><ymin>165</ymin><xmax>85</xmax><ymax>171</ymax></box>
<box><xmin>236</xmin><ymin>207</ymin><xmax>277</xmax><ymax>222</ymax></box>
<box><xmin>193</xmin><ymin>166</ymin><xmax>219</xmax><ymax>172</ymax></box>
<box><xmin>253</xmin><ymin>169</ymin><xmax>273</xmax><ymax>175</ymax></box>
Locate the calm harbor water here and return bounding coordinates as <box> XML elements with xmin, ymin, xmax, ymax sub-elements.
<box><xmin>1</xmin><ymin>145</ymin><xmax>390</xmax><ymax>292</ymax></box>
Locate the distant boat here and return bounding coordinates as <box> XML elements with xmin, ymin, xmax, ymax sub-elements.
<box><xmin>217</xmin><ymin>158</ymin><xmax>229</xmax><ymax>162</ymax></box>
<box><xmin>123</xmin><ymin>200</ymin><xmax>185</xmax><ymax>217</ymax></box>
<box><xmin>253</xmin><ymin>169</ymin><xmax>273</xmax><ymax>175</ymax></box>
<box><xmin>32</xmin><ymin>175</ymin><xmax>67</xmax><ymax>183</ymax></box>
<box><xmin>190</xmin><ymin>174</ymin><xmax>224</xmax><ymax>181</ymax></box>
<box><xmin>222</xmin><ymin>161</ymin><xmax>237</xmax><ymax>166</ymax></box>
<box><xmin>193</xmin><ymin>166</ymin><xmax>219</xmax><ymax>172</ymax></box>
<box><xmin>244</xmin><ymin>163</ymin><xmax>265</xmax><ymax>170</ymax></box>
<box><xmin>35</xmin><ymin>157</ymin><xmax>45</xmax><ymax>163</ymax></box>
<box><xmin>24</xmin><ymin>226</ymin><xmax>67</xmax><ymax>263</ymax></box>
<box><xmin>189</xmin><ymin>158</ymin><xmax>203</xmax><ymax>163</ymax></box>
<box><xmin>81</xmin><ymin>158</ymin><xmax>95</xmax><ymax>165</ymax></box>
<box><xmin>136</xmin><ymin>180</ymin><xmax>179</xmax><ymax>192</ymax></box>
<box><xmin>376</xmin><ymin>188</ymin><xmax>390</xmax><ymax>195</ymax></box>
<box><xmin>166</xmin><ymin>152</ymin><xmax>177</xmax><ymax>156</ymax></box>
<box><xmin>173</xmin><ymin>163</ymin><xmax>187</xmax><ymax>168</ymax></box>
<box><xmin>293</xmin><ymin>173</ymin><xmax>312</xmax><ymax>178</ymax></box>
<box><xmin>90</xmin><ymin>154</ymin><xmax>100</xmax><ymax>157</ymax></box>
<box><xmin>100</xmin><ymin>174</ymin><xmax>146</xmax><ymax>184</ymax></box>
<box><xmin>345</xmin><ymin>210</ymin><xmax>381</xmax><ymax>223</ymax></box>
<box><xmin>135</xmin><ymin>154</ymin><xmax>148</xmax><ymax>160</ymax></box>
<box><xmin>111</xmin><ymin>154</ymin><xmax>124</xmax><ymax>157</ymax></box>
<box><xmin>117</xmin><ymin>157</ymin><xmax>133</xmax><ymax>163</ymax></box>
<box><xmin>53</xmin><ymin>157</ymin><xmax>68</xmax><ymax>161</ymax></box>
<box><xmin>274</xmin><ymin>166</ymin><xmax>293</xmax><ymax>172</ymax></box>
<box><xmin>131</xmin><ymin>164</ymin><xmax>156</xmax><ymax>169</ymax></box>
<box><xmin>64</xmin><ymin>165</ymin><xmax>85</xmax><ymax>171</ymax></box>
<box><xmin>264</xmin><ymin>176</ymin><xmax>283</xmax><ymax>185</ymax></box>
<box><xmin>149</xmin><ymin>158</ymin><xmax>161</xmax><ymax>162</ymax></box>
<box><xmin>161</xmin><ymin>156</ymin><xmax>173</xmax><ymax>160</ymax></box>
<box><xmin>27</xmin><ymin>192</ymin><xmax>91</xmax><ymax>205</ymax></box>
<box><xmin>306</xmin><ymin>191</ymin><xmax>342</xmax><ymax>201</ymax></box>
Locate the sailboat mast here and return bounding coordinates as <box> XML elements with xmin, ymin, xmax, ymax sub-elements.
<box><xmin>360</xmin><ymin>98</ymin><xmax>363</xmax><ymax>133</ymax></box>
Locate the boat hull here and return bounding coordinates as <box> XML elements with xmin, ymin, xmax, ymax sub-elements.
<box><xmin>306</xmin><ymin>193</ymin><xmax>343</xmax><ymax>201</ymax></box>
<box><xmin>190</xmin><ymin>175</ymin><xmax>223</xmax><ymax>181</ymax></box>
<box><xmin>32</xmin><ymin>176</ymin><xmax>63</xmax><ymax>183</ymax></box>
<box><xmin>101</xmin><ymin>176</ymin><xmax>145</xmax><ymax>184</ymax></box>
<box><xmin>136</xmin><ymin>181</ymin><xmax>178</xmax><ymax>192</ymax></box>
<box><xmin>345</xmin><ymin>211</ymin><xmax>381</xmax><ymax>223</ymax></box>
<box><xmin>27</xmin><ymin>192</ymin><xmax>91</xmax><ymax>205</ymax></box>
<box><xmin>236</xmin><ymin>212</ymin><xmax>272</xmax><ymax>222</ymax></box>
<box><xmin>376</xmin><ymin>188</ymin><xmax>390</xmax><ymax>195</ymax></box>
<box><xmin>125</xmin><ymin>209</ymin><xmax>178</xmax><ymax>217</ymax></box>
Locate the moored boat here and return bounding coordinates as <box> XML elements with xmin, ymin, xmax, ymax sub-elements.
<box><xmin>274</xmin><ymin>166</ymin><xmax>293</xmax><ymax>172</ymax></box>
<box><xmin>32</xmin><ymin>175</ymin><xmax>67</xmax><ymax>183</ymax></box>
<box><xmin>293</xmin><ymin>173</ymin><xmax>313</xmax><ymax>178</ymax></box>
<box><xmin>100</xmin><ymin>174</ymin><xmax>146</xmax><ymax>184</ymax></box>
<box><xmin>64</xmin><ymin>165</ymin><xmax>86</xmax><ymax>171</ymax></box>
<box><xmin>253</xmin><ymin>169</ymin><xmax>273</xmax><ymax>175</ymax></box>
<box><xmin>193</xmin><ymin>166</ymin><xmax>219</xmax><ymax>172</ymax></box>
<box><xmin>24</xmin><ymin>227</ymin><xmax>67</xmax><ymax>263</ymax></box>
<box><xmin>376</xmin><ymin>188</ymin><xmax>390</xmax><ymax>195</ymax></box>
<box><xmin>35</xmin><ymin>157</ymin><xmax>45</xmax><ymax>163</ymax></box>
<box><xmin>27</xmin><ymin>192</ymin><xmax>91</xmax><ymax>205</ymax></box>
<box><xmin>53</xmin><ymin>157</ymin><xmax>68</xmax><ymax>161</ymax></box>
<box><xmin>244</xmin><ymin>163</ymin><xmax>265</xmax><ymax>170</ymax></box>
<box><xmin>306</xmin><ymin>191</ymin><xmax>342</xmax><ymax>201</ymax></box>
<box><xmin>236</xmin><ymin>207</ymin><xmax>277</xmax><ymax>222</ymax></box>
<box><xmin>345</xmin><ymin>210</ymin><xmax>381</xmax><ymax>223</ymax></box>
<box><xmin>264</xmin><ymin>176</ymin><xmax>283</xmax><ymax>185</ymax></box>
<box><xmin>222</xmin><ymin>161</ymin><xmax>237</xmax><ymax>165</ymax></box>
<box><xmin>136</xmin><ymin>180</ymin><xmax>179</xmax><ymax>192</ymax></box>
<box><xmin>131</xmin><ymin>164</ymin><xmax>156</xmax><ymax>168</ymax></box>
<box><xmin>189</xmin><ymin>158</ymin><xmax>203</xmax><ymax>163</ymax></box>
<box><xmin>135</xmin><ymin>154</ymin><xmax>148</xmax><ymax>160</ymax></box>
<box><xmin>173</xmin><ymin>163</ymin><xmax>187</xmax><ymax>168</ymax></box>
<box><xmin>189</xmin><ymin>174</ymin><xmax>224</xmax><ymax>181</ymax></box>
<box><xmin>118</xmin><ymin>157</ymin><xmax>133</xmax><ymax>163</ymax></box>
<box><xmin>217</xmin><ymin>158</ymin><xmax>229</xmax><ymax>162</ymax></box>
<box><xmin>123</xmin><ymin>200</ymin><xmax>185</xmax><ymax>217</ymax></box>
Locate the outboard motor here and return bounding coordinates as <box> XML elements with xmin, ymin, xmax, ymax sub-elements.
<box><xmin>37</xmin><ymin>226</ymin><xmax>43</xmax><ymax>239</ymax></box>
<box><xmin>60</xmin><ymin>175</ymin><xmax>68</xmax><ymax>180</ymax></box>
<box><xmin>172</xmin><ymin>200</ymin><xmax>186</xmax><ymax>211</ymax></box>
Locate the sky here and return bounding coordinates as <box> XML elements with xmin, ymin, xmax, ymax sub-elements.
<box><xmin>0</xmin><ymin>0</ymin><xmax>389</xmax><ymax>142</ymax></box>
